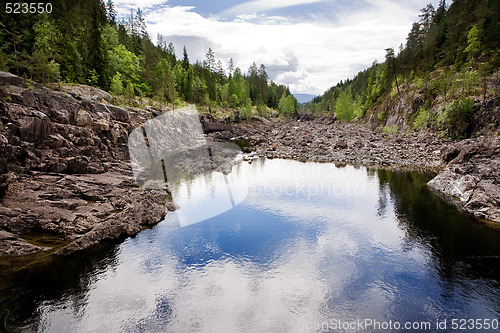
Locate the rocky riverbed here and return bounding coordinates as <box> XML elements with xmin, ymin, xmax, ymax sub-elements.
<box><xmin>226</xmin><ymin>116</ymin><xmax>447</xmax><ymax>171</ymax></box>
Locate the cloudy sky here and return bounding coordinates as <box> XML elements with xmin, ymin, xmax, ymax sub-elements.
<box><xmin>113</xmin><ymin>0</ymin><xmax>431</xmax><ymax>96</ymax></box>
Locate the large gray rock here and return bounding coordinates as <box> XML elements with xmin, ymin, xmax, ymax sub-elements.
<box><xmin>0</xmin><ymin>170</ymin><xmax>168</xmax><ymax>256</ymax></box>
<box><xmin>107</xmin><ymin>105</ymin><xmax>130</xmax><ymax>122</ymax></box>
<box><xmin>0</xmin><ymin>71</ymin><xmax>23</xmax><ymax>86</ymax></box>
<box><xmin>428</xmin><ymin>136</ymin><xmax>500</xmax><ymax>223</ymax></box>
<box><xmin>61</xmin><ymin>84</ymin><xmax>112</xmax><ymax>103</ymax></box>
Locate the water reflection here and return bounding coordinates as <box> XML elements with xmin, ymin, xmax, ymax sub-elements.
<box><xmin>1</xmin><ymin>159</ymin><xmax>500</xmax><ymax>332</ymax></box>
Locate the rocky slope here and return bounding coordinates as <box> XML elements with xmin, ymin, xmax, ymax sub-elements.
<box><xmin>0</xmin><ymin>72</ymin><xmax>171</xmax><ymax>256</ymax></box>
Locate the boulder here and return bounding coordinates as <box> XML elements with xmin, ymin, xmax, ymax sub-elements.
<box><xmin>94</xmin><ymin>118</ymin><xmax>110</xmax><ymax>131</ymax></box>
<box><xmin>107</xmin><ymin>105</ymin><xmax>130</xmax><ymax>123</ymax></box>
<box><xmin>428</xmin><ymin>136</ymin><xmax>500</xmax><ymax>223</ymax></box>
<box><xmin>66</xmin><ymin>157</ymin><xmax>89</xmax><ymax>174</ymax></box>
<box><xmin>45</xmin><ymin>133</ymin><xmax>68</xmax><ymax>148</ymax></box>
<box><xmin>335</xmin><ymin>140</ymin><xmax>348</xmax><ymax>149</ymax></box>
<box><xmin>0</xmin><ymin>71</ymin><xmax>23</xmax><ymax>86</ymax></box>
<box><xmin>440</xmin><ymin>144</ymin><xmax>460</xmax><ymax>163</ymax></box>
<box><xmin>76</xmin><ymin>109</ymin><xmax>93</xmax><ymax>127</ymax></box>
<box><xmin>62</xmin><ymin>84</ymin><xmax>112</xmax><ymax>103</ymax></box>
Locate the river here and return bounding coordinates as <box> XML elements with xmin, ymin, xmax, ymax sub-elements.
<box><xmin>1</xmin><ymin>159</ymin><xmax>500</xmax><ymax>332</ymax></box>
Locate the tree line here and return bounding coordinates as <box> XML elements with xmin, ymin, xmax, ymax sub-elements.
<box><xmin>0</xmin><ymin>0</ymin><xmax>299</xmax><ymax>116</ymax></box>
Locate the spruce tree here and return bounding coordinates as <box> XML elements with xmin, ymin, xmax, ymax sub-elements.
<box><xmin>182</xmin><ymin>46</ymin><xmax>189</xmax><ymax>70</ymax></box>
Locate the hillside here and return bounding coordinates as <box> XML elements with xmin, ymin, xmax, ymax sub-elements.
<box><xmin>293</xmin><ymin>93</ymin><xmax>317</xmax><ymax>104</ymax></box>
<box><xmin>307</xmin><ymin>0</ymin><xmax>500</xmax><ymax>138</ymax></box>
<box><xmin>0</xmin><ymin>0</ymin><xmax>299</xmax><ymax>119</ymax></box>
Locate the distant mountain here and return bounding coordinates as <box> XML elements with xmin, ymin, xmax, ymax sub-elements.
<box><xmin>293</xmin><ymin>93</ymin><xmax>317</xmax><ymax>104</ymax></box>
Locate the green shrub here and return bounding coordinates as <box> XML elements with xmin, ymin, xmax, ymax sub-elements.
<box><xmin>124</xmin><ymin>80</ymin><xmax>134</xmax><ymax>104</ymax></box>
<box><xmin>257</xmin><ymin>103</ymin><xmax>268</xmax><ymax>117</ymax></box>
<box><xmin>335</xmin><ymin>88</ymin><xmax>362</xmax><ymax>121</ymax></box>
<box><xmin>463</xmin><ymin>70</ymin><xmax>479</xmax><ymax>95</ymax></box>
<box><xmin>110</xmin><ymin>73</ymin><xmax>123</xmax><ymax>95</ymax></box>
<box><xmin>240</xmin><ymin>100</ymin><xmax>253</xmax><ymax>120</ymax></box>
<box><xmin>414</xmin><ymin>77</ymin><xmax>425</xmax><ymax>89</ymax></box>
<box><xmin>376</xmin><ymin>110</ymin><xmax>387</xmax><ymax>121</ymax></box>
<box><xmin>381</xmin><ymin>125</ymin><xmax>399</xmax><ymax>134</ymax></box>
<box><xmin>229</xmin><ymin>94</ymin><xmax>239</xmax><ymax>108</ymax></box>
<box><xmin>134</xmin><ymin>82</ymin><xmax>152</xmax><ymax>97</ymax></box>
<box><xmin>437</xmin><ymin>98</ymin><xmax>475</xmax><ymax>138</ymax></box>
<box><xmin>413</xmin><ymin>107</ymin><xmax>430</xmax><ymax>130</ymax></box>
<box><xmin>174</xmin><ymin>98</ymin><xmax>183</xmax><ymax>108</ymax></box>
<box><xmin>278</xmin><ymin>94</ymin><xmax>295</xmax><ymax>117</ymax></box>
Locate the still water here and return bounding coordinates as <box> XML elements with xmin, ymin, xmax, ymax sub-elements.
<box><xmin>1</xmin><ymin>159</ymin><xmax>500</xmax><ymax>332</ymax></box>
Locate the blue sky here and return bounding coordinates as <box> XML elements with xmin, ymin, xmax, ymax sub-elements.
<box><xmin>114</xmin><ymin>0</ymin><xmax>432</xmax><ymax>95</ymax></box>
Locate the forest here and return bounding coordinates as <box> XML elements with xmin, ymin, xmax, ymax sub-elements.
<box><xmin>307</xmin><ymin>0</ymin><xmax>499</xmax><ymax>137</ymax></box>
<box><xmin>0</xmin><ymin>0</ymin><xmax>299</xmax><ymax>118</ymax></box>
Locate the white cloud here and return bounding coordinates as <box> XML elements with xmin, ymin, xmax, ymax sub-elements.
<box><xmin>113</xmin><ymin>0</ymin><xmax>167</xmax><ymax>6</ymax></box>
<box><xmin>221</xmin><ymin>0</ymin><xmax>326</xmax><ymax>17</ymax></box>
<box><xmin>130</xmin><ymin>0</ymin><xmax>429</xmax><ymax>95</ymax></box>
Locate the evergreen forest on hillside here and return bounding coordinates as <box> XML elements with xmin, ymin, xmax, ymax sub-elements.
<box><xmin>0</xmin><ymin>0</ymin><xmax>499</xmax><ymax>135</ymax></box>
<box><xmin>0</xmin><ymin>0</ymin><xmax>299</xmax><ymax>118</ymax></box>
<box><xmin>307</xmin><ymin>0</ymin><xmax>500</xmax><ymax>138</ymax></box>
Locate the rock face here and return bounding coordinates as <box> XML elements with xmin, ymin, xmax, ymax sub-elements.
<box><xmin>428</xmin><ymin>136</ymin><xmax>500</xmax><ymax>223</ymax></box>
<box><xmin>0</xmin><ymin>73</ymin><xmax>169</xmax><ymax>256</ymax></box>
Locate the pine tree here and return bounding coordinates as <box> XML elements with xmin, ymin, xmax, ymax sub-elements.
<box><xmin>419</xmin><ymin>4</ymin><xmax>435</xmax><ymax>33</ymax></box>
<box><xmin>184</xmin><ymin>67</ymin><xmax>194</xmax><ymax>101</ymax></box>
<box><xmin>106</xmin><ymin>0</ymin><xmax>117</xmax><ymax>25</ymax></box>
<box><xmin>385</xmin><ymin>48</ymin><xmax>400</xmax><ymax>95</ymax></box>
<box><xmin>464</xmin><ymin>25</ymin><xmax>480</xmax><ymax>64</ymax></box>
<box><xmin>182</xmin><ymin>46</ymin><xmax>189</xmax><ymax>70</ymax></box>
<box><xmin>87</xmin><ymin>1</ymin><xmax>108</xmax><ymax>88</ymax></box>
<box><xmin>205</xmin><ymin>48</ymin><xmax>215</xmax><ymax>73</ymax></box>
<box><xmin>154</xmin><ymin>58</ymin><xmax>176</xmax><ymax>107</ymax></box>
<box><xmin>31</xmin><ymin>14</ymin><xmax>62</xmax><ymax>83</ymax></box>
<box><xmin>157</xmin><ymin>34</ymin><xmax>165</xmax><ymax>50</ymax></box>
<box><xmin>228</xmin><ymin>58</ymin><xmax>234</xmax><ymax>77</ymax></box>
<box><xmin>136</xmin><ymin>8</ymin><xmax>148</xmax><ymax>39</ymax></box>
<box><xmin>215</xmin><ymin>60</ymin><xmax>224</xmax><ymax>76</ymax></box>
<box><xmin>124</xmin><ymin>80</ymin><xmax>134</xmax><ymax>104</ymax></box>
<box><xmin>258</xmin><ymin>64</ymin><xmax>268</xmax><ymax>103</ymax></box>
